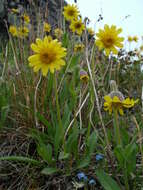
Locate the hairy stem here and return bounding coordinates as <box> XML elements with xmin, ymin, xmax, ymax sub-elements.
<box><xmin>34</xmin><ymin>74</ymin><xmax>42</xmax><ymax>127</ymax></box>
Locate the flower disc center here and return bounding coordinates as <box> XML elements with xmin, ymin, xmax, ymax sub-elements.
<box><xmin>68</xmin><ymin>9</ymin><xmax>75</xmax><ymax>16</ymax></box>
<box><xmin>40</xmin><ymin>51</ymin><xmax>56</xmax><ymax>65</ymax></box>
<box><xmin>104</xmin><ymin>37</ymin><xmax>115</xmax><ymax>48</ymax></box>
<box><xmin>75</xmin><ymin>23</ymin><xmax>82</xmax><ymax>29</ymax></box>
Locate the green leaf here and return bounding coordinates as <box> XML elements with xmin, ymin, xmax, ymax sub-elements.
<box><xmin>120</xmin><ymin>127</ymin><xmax>130</xmax><ymax>145</ymax></box>
<box><xmin>59</xmin><ymin>151</ymin><xmax>70</xmax><ymax>160</ymax></box>
<box><xmin>0</xmin><ymin>156</ymin><xmax>40</xmax><ymax>165</ymax></box>
<box><xmin>68</xmin><ymin>55</ymin><xmax>80</xmax><ymax>71</ymax></box>
<box><xmin>37</xmin><ymin>143</ymin><xmax>53</xmax><ymax>163</ymax></box>
<box><xmin>114</xmin><ymin>143</ymin><xmax>138</xmax><ymax>174</ymax></box>
<box><xmin>95</xmin><ymin>170</ymin><xmax>121</xmax><ymax>190</ymax></box>
<box><xmin>62</xmin><ymin>32</ymin><xmax>69</xmax><ymax>47</ymax></box>
<box><xmin>54</xmin><ymin>121</ymin><xmax>64</xmax><ymax>157</ymax></box>
<box><xmin>36</xmin><ymin>112</ymin><xmax>51</xmax><ymax>128</ymax></box>
<box><xmin>77</xmin><ymin>157</ymin><xmax>90</xmax><ymax>169</ymax></box>
<box><xmin>41</xmin><ymin>167</ymin><xmax>59</xmax><ymax>175</ymax></box>
<box><xmin>29</xmin><ymin>128</ymin><xmax>49</xmax><ymax>144</ymax></box>
<box><xmin>114</xmin><ymin>146</ymin><xmax>125</xmax><ymax>168</ymax></box>
<box><xmin>124</xmin><ymin>143</ymin><xmax>137</xmax><ymax>161</ymax></box>
<box><xmin>62</xmin><ymin>104</ymin><xmax>71</xmax><ymax>130</ymax></box>
<box><xmin>86</xmin><ymin>132</ymin><xmax>98</xmax><ymax>156</ymax></box>
<box><xmin>65</xmin><ymin>126</ymin><xmax>79</xmax><ymax>156</ymax></box>
<box><xmin>36</xmin><ymin>113</ymin><xmax>54</xmax><ymax>141</ymax></box>
<box><xmin>124</xmin><ymin>143</ymin><xmax>138</xmax><ymax>174</ymax></box>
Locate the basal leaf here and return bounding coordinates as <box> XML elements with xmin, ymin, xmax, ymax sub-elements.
<box><xmin>41</xmin><ymin>167</ymin><xmax>59</xmax><ymax>175</ymax></box>
<box><xmin>95</xmin><ymin>170</ymin><xmax>121</xmax><ymax>190</ymax></box>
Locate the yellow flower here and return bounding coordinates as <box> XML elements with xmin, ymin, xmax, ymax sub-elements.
<box><xmin>87</xmin><ymin>27</ymin><xmax>95</xmax><ymax>36</ymax></box>
<box><xmin>74</xmin><ymin>43</ymin><xmax>84</xmax><ymax>53</ymax></box>
<box><xmin>104</xmin><ymin>95</ymin><xmax>138</xmax><ymax>115</ymax></box>
<box><xmin>28</xmin><ymin>36</ymin><xmax>67</xmax><ymax>76</ymax></box>
<box><xmin>122</xmin><ymin>98</ymin><xmax>139</xmax><ymax>108</ymax></box>
<box><xmin>70</xmin><ymin>18</ymin><xmax>85</xmax><ymax>35</ymax></box>
<box><xmin>54</xmin><ymin>28</ymin><xmax>63</xmax><ymax>38</ymax></box>
<box><xmin>44</xmin><ymin>22</ymin><xmax>51</xmax><ymax>33</ymax></box>
<box><xmin>140</xmin><ymin>45</ymin><xmax>143</xmax><ymax>52</ymax></box>
<box><xmin>80</xmin><ymin>70</ymin><xmax>89</xmax><ymax>83</ymax></box>
<box><xmin>9</xmin><ymin>25</ymin><xmax>18</xmax><ymax>37</ymax></box>
<box><xmin>63</xmin><ymin>4</ymin><xmax>79</xmax><ymax>21</ymax></box>
<box><xmin>11</xmin><ymin>8</ymin><xmax>19</xmax><ymax>14</ymax></box>
<box><xmin>18</xmin><ymin>26</ymin><xmax>29</xmax><ymax>38</ymax></box>
<box><xmin>127</xmin><ymin>36</ymin><xmax>133</xmax><ymax>42</ymax></box>
<box><xmin>133</xmin><ymin>36</ymin><xmax>138</xmax><ymax>42</ymax></box>
<box><xmin>95</xmin><ymin>24</ymin><xmax>124</xmax><ymax>56</ymax></box>
<box><xmin>22</xmin><ymin>14</ymin><xmax>30</xmax><ymax>24</ymax></box>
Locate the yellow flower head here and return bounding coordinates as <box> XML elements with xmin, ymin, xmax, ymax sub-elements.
<box><xmin>122</xmin><ymin>98</ymin><xmax>139</xmax><ymax>108</ymax></box>
<box><xmin>133</xmin><ymin>36</ymin><xmax>138</xmax><ymax>42</ymax></box>
<box><xmin>11</xmin><ymin>8</ymin><xmax>19</xmax><ymax>14</ymax></box>
<box><xmin>74</xmin><ymin>43</ymin><xmax>85</xmax><ymax>53</ymax></box>
<box><xmin>140</xmin><ymin>45</ymin><xmax>143</xmax><ymax>52</ymax></box>
<box><xmin>28</xmin><ymin>36</ymin><xmax>67</xmax><ymax>76</ymax></box>
<box><xmin>87</xmin><ymin>27</ymin><xmax>95</xmax><ymax>36</ymax></box>
<box><xmin>44</xmin><ymin>22</ymin><xmax>51</xmax><ymax>33</ymax></box>
<box><xmin>54</xmin><ymin>28</ymin><xmax>63</xmax><ymax>38</ymax></box>
<box><xmin>18</xmin><ymin>26</ymin><xmax>29</xmax><ymax>38</ymax></box>
<box><xmin>9</xmin><ymin>25</ymin><xmax>18</xmax><ymax>37</ymax></box>
<box><xmin>70</xmin><ymin>18</ymin><xmax>85</xmax><ymax>35</ymax></box>
<box><xmin>80</xmin><ymin>70</ymin><xmax>89</xmax><ymax>83</ymax></box>
<box><xmin>95</xmin><ymin>24</ymin><xmax>124</xmax><ymax>56</ymax></box>
<box><xmin>63</xmin><ymin>4</ymin><xmax>79</xmax><ymax>21</ymax></box>
<box><xmin>22</xmin><ymin>14</ymin><xmax>30</xmax><ymax>24</ymax></box>
<box><xmin>127</xmin><ymin>36</ymin><xmax>133</xmax><ymax>42</ymax></box>
<box><xmin>104</xmin><ymin>95</ymin><xmax>138</xmax><ymax>115</ymax></box>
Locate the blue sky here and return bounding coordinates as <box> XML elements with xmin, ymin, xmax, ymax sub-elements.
<box><xmin>67</xmin><ymin>0</ymin><xmax>143</xmax><ymax>47</ymax></box>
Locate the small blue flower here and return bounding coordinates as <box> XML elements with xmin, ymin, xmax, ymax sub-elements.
<box><xmin>96</xmin><ymin>154</ymin><xmax>104</xmax><ymax>161</ymax></box>
<box><xmin>89</xmin><ymin>179</ymin><xmax>96</xmax><ymax>185</ymax></box>
<box><xmin>83</xmin><ymin>175</ymin><xmax>88</xmax><ymax>181</ymax></box>
<box><xmin>77</xmin><ymin>172</ymin><xmax>88</xmax><ymax>181</ymax></box>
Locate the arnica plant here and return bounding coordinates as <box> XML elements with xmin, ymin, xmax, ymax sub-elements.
<box><xmin>0</xmin><ymin>0</ymin><xmax>143</xmax><ymax>189</ymax></box>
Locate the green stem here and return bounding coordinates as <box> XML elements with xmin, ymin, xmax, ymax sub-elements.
<box><xmin>54</xmin><ymin>73</ymin><xmax>62</xmax><ymax>129</ymax></box>
<box><xmin>124</xmin><ymin>164</ymin><xmax>130</xmax><ymax>190</ymax></box>
<box><xmin>34</xmin><ymin>74</ymin><xmax>42</xmax><ymax>127</ymax></box>
<box><xmin>54</xmin><ymin>73</ymin><xmax>65</xmax><ymax>156</ymax></box>
<box><xmin>132</xmin><ymin>116</ymin><xmax>143</xmax><ymax>168</ymax></box>
<box><xmin>86</xmin><ymin>122</ymin><xmax>91</xmax><ymax>140</ymax></box>
<box><xmin>113</xmin><ymin>109</ymin><xmax>122</xmax><ymax>146</ymax></box>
